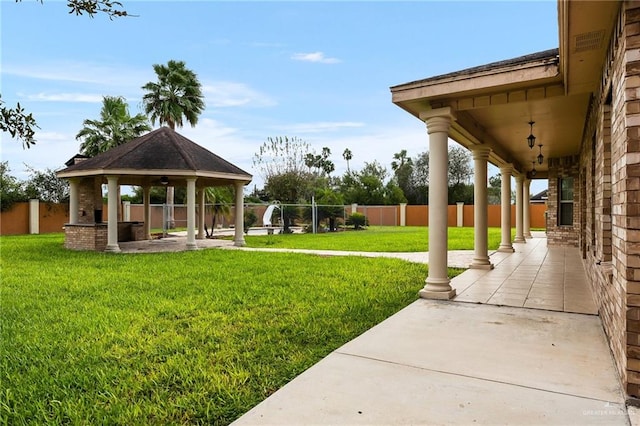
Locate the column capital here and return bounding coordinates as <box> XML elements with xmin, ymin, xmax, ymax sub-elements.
<box><xmin>499</xmin><ymin>163</ymin><xmax>514</xmax><ymax>174</ymax></box>
<box><xmin>514</xmin><ymin>174</ymin><xmax>524</xmax><ymax>183</ymax></box>
<box><xmin>419</xmin><ymin>107</ymin><xmax>456</xmax><ymax>135</ymax></box>
<box><xmin>471</xmin><ymin>145</ymin><xmax>492</xmax><ymax>160</ymax></box>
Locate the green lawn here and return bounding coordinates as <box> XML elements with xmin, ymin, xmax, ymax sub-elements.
<box><xmin>1</xmin><ymin>234</ymin><xmax>463</xmax><ymax>425</ymax></box>
<box><xmin>243</xmin><ymin>226</ymin><xmax>511</xmax><ymax>252</ymax></box>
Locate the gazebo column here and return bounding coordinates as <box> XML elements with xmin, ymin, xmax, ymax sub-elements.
<box><xmin>143</xmin><ymin>185</ymin><xmax>151</xmax><ymax>240</ymax></box>
<box><xmin>186</xmin><ymin>178</ymin><xmax>197</xmax><ymax>250</ymax></box>
<box><xmin>498</xmin><ymin>164</ymin><xmax>515</xmax><ymax>252</ymax></box>
<box><xmin>514</xmin><ymin>174</ymin><xmax>526</xmax><ymax>243</ymax></box>
<box><xmin>197</xmin><ymin>188</ymin><xmax>205</xmax><ymax>240</ymax></box>
<box><xmin>105</xmin><ymin>175</ymin><xmax>120</xmax><ymax>253</ymax></box>
<box><xmin>69</xmin><ymin>178</ymin><xmax>79</xmax><ymax>224</ymax></box>
<box><xmin>524</xmin><ymin>178</ymin><xmax>532</xmax><ymax>238</ymax></box>
<box><xmin>470</xmin><ymin>146</ymin><xmax>493</xmax><ymax>270</ymax></box>
<box><xmin>234</xmin><ymin>181</ymin><xmax>246</xmax><ymax>247</ymax></box>
<box><xmin>418</xmin><ymin>107</ymin><xmax>455</xmax><ymax>300</ymax></box>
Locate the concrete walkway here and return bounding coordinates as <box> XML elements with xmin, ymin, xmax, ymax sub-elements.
<box><xmin>234</xmin><ymin>300</ymin><xmax>628</xmax><ymax>425</ymax></box>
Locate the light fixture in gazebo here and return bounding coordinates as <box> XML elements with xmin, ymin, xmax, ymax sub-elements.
<box><xmin>160</xmin><ymin>176</ymin><xmax>169</xmax><ymax>185</ymax></box>
<box><xmin>530</xmin><ymin>161</ymin><xmax>537</xmax><ymax>177</ymax></box>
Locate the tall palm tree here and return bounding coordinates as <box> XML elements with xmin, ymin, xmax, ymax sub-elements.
<box><xmin>76</xmin><ymin>96</ymin><xmax>151</xmax><ymax>156</ymax></box>
<box><xmin>343</xmin><ymin>148</ymin><xmax>353</xmax><ymax>173</ymax></box>
<box><xmin>141</xmin><ymin>60</ymin><xmax>205</xmax><ymax>228</ymax></box>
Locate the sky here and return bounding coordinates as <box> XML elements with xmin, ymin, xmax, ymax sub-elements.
<box><xmin>1</xmin><ymin>0</ymin><xmax>558</xmax><ymax>196</ymax></box>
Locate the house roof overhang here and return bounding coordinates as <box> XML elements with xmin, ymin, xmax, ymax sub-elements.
<box><xmin>390</xmin><ymin>0</ymin><xmax>620</xmax><ymax>177</ymax></box>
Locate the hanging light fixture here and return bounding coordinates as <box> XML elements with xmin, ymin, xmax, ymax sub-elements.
<box><xmin>537</xmin><ymin>144</ymin><xmax>544</xmax><ymax>165</ymax></box>
<box><xmin>527</xmin><ymin>121</ymin><xmax>536</xmax><ymax>149</ymax></box>
<box><xmin>160</xmin><ymin>176</ymin><xmax>169</xmax><ymax>185</ymax></box>
<box><xmin>530</xmin><ymin>161</ymin><xmax>537</xmax><ymax>177</ymax></box>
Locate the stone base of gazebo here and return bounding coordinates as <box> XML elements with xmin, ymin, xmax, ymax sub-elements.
<box><xmin>64</xmin><ymin>222</ymin><xmax>146</xmax><ymax>251</ymax></box>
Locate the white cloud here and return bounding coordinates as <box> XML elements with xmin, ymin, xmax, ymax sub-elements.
<box><xmin>202</xmin><ymin>82</ymin><xmax>277</xmax><ymax>107</ymax></box>
<box><xmin>291</xmin><ymin>52</ymin><xmax>341</xmax><ymax>64</ymax></box>
<box><xmin>22</xmin><ymin>92</ymin><xmax>104</xmax><ymax>103</ymax></box>
<box><xmin>2</xmin><ymin>61</ymin><xmax>152</xmax><ymax>88</ymax></box>
<box><xmin>273</xmin><ymin>121</ymin><xmax>365</xmax><ymax>133</ymax></box>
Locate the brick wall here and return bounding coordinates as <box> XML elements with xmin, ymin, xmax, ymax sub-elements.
<box><xmin>64</xmin><ymin>224</ymin><xmax>107</xmax><ymax>251</ymax></box>
<box><xmin>546</xmin><ymin>156</ymin><xmax>580</xmax><ymax>247</ymax></box>
<box><xmin>621</xmin><ymin>2</ymin><xmax>640</xmax><ymax>397</ymax></box>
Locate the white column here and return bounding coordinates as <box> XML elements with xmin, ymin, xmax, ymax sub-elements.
<box><xmin>122</xmin><ymin>201</ymin><xmax>131</xmax><ymax>222</ymax></box>
<box><xmin>234</xmin><ymin>181</ymin><xmax>246</xmax><ymax>246</ymax></box>
<box><xmin>498</xmin><ymin>164</ymin><xmax>515</xmax><ymax>252</ymax></box>
<box><xmin>400</xmin><ymin>203</ymin><xmax>407</xmax><ymax>226</ymax></box>
<box><xmin>143</xmin><ymin>185</ymin><xmax>151</xmax><ymax>240</ymax></box>
<box><xmin>514</xmin><ymin>174</ymin><xmax>526</xmax><ymax>243</ymax></box>
<box><xmin>418</xmin><ymin>108</ymin><xmax>456</xmax><ymax>300</ymax></box>
<box><xmin>470</xmin><ymin>146</ymin><xmax>493</xmax><ymax>269</ymax></box>
<box><xmin>524</xmin><ymin>178</ymin><xmax>532</xmax><ymax>238</ymax></box>
<box><xmin>186</xmin><ymin>178</ymin><xmax>197</xmax><ymax>250</ymax></box>
<box><xmin>105</xmin><ymin>176</ymin><xmax>120</xmax><ymax>252</ymax></box>
<box><xmin>456</xmin><ymin>202</ymin><xmax>464</xmax><ymax>227</ymax></box>
<box><xmin>351</xmin><ymin>203</ymin><xmax>358</xmax><ymax>214</ymax></box>
<box><xmin>29</xmin><ymin>199</ymin><xmax>39</xmax><ymax>234</ymax></box>
<box><xmin>197</xmin><ymin>188</ymin><xmax>205</xmax><ymax>239</ymax></box>
<box><xmin>69</xmin><ymin>179</ymin><xmax>79</xmax><ymax>225</ymax></box>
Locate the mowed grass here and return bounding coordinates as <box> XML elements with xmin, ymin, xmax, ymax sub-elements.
<box><xmin>0</xmin><ymin>234</ymin><xmax>464</xmax><ymax>425</ymax></box>
<box><xmin>244</xmin><ymin>226</ymin><xmax>512</xmax><ymax>252</ymax></box>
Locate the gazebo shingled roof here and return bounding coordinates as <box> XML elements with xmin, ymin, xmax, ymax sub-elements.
<box><xmin>58</xmin><ymin>127</ymin><xmax>252</xmax><ymax>187</ymax></box>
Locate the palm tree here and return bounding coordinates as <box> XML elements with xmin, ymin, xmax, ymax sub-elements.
<box><xmin>203</xmin><ymin>186</ymin><xmax>233</xmax><ymax>236</ymax></box>
<box><xmin>76</xmin><ymin>96</ymin><xmax>151</xmax><ymax>157</ymax></box>
<box><xmin>343</xmin><ymin>148</ymin><xmax>353</xmax><ymax>173</ymax></box>
<box><xmin>141</xmin><ymin>60</ymin><xmax>205</xmax><ymax>228</ymax></box>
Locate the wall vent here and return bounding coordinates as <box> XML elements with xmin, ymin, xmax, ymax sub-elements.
<box><xmin>574</xmin><ymin>30</ymin><xmax>605</xmax><ymax>53</ymax></box>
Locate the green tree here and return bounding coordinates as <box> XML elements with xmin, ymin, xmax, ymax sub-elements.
<box><xmin>76</xmin><ymin>96</ymin><xmax>151</xmax><ymax>157</ymax></box>
<box><xmin>23</xmin><ymin>165</ymin><xmax>69</xmax><ymax>203</ymax></box>
<box><xmin>488</xmin><ymin>174</ymin><xmax>502</xmax><ymax>205</ymax></box>
<box><xmin>204</xmin><ymin>186</ymin><xmax>234</xmax><ymax>235</ymax></box>
<box><xmin>391</xmin><ymin>149</ymin><xmax>413</xmax><ymax>202</ymax></box>
<box><xmin>340</xmin><ymin>161</ymin><xmax>405</xmax><ymax>205</ymax></box>
<box><xmin>142</xmin><ymin>59</ymin><xmax>205</xmax><ymax>228</ymax></box>
<box><xmin>409</xmin><ymin>151</ymin><xmax>429</xmax><ymax>204</ymax></box>
<box><xmin>342</xmin><ymin>148</ymin><xmax>353</xmax><ymax>173</ymax></box>
<box><xmin>0</xmin><ymin>162</ymin><xmax>27</xmax><ymax>211</ymax></box>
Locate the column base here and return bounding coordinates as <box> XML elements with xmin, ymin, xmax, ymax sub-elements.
<box><xmin>105</xmin><ymin>244</ymin><xmax>121</xmax><ymax>253</ymax></box>
<box><xmin>514</xmin><ymin>237</ymin><xmax>526</xmax><ymax>243</ymax></box>
<box><xmin>524</xmin><ymin>232</ymin><xmax>532</xmax><ymax>238</ymax></box>
<box><xmin>234</xmin><ymin>239</ymin><xmax>246</xmax><ymax>247</ymax></box>
<box><xmin>469</xmin><ymin>262</ymin><xmax>494</xmax><ymax>270</ymax></box>
<box><xmin>497</xmin><ymin>245</ymin><xmax>515</xmax><ymax>253</ymax></box>
<box><xmin>186</xmin><ymin>242</ymin><xmax>198</xmax><ymax>250</ymax></box>
<box><xmin>419</xmin><ymin>288</ymin><xmax>456</xmax><ymax>300</ymax></box>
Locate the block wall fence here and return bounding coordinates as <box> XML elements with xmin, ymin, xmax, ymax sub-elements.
<box><xmin>0</xmin><ymin>201</ymin><xmax>548</xmax><ymax>236</ymax></box>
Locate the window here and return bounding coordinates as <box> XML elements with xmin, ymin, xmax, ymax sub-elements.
<box><xmin>559</xmin><ymin>177</ymin><xmax>574</xmax><ymax>226</ymax></box>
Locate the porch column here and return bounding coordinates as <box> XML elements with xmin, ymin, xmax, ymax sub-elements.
<box><xmin>69</xmin><ymin>178</ymin><xmax>79</xmax><ymax>224</ymax></box>
<box><xmin>514</xmin><ymin>174</ymin><xmax>526</xmax><ymax>243</ymax></box>
<box><xmin>143</xmin><ymin>185</ymin><xmax>151</xmax><ymax>240</ymax></box>
<box><xmin>186</xmin><ymin>178</ymin><xmax>197</xmax><ymax>250</ymax></box>
<box><xmin>470</xmin><ymin>146</ymin><xmax>493</xmax><ymax>269</ymax></box>
<box><xmin>105</xmin><ymin>176</ymin><xmax>120</xmax><ymax>253</ymax></box>
<box><xmin>523</xmin><ymin>178</ymin><xmax>532</xmax><ymax>238</ymax></box>
<box><xmin>234</xmin><ymin>181</ymin><xmax>246</xmax><ymax>247</ymax></box>
<box><xmin>498</xmin><ymin>164</ymin><xmax>515</xmax><ymax>252</ymax></box>
<box><xmin>197</xmin><ymin>188</ymin><xmax>205</xmax><ymax>240</ymax></box>
<box><xmin>418</xmin><ymin>107</ymin><xmax>456</xmax><ymax>300</ymax></box>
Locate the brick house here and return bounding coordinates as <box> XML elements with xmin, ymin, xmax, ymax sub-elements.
<box><xmin>391</xmin><ymin>1</ymin><xmax>640</xmax><ymax>399</ymax></box>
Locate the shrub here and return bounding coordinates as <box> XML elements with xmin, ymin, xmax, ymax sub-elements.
<box><xmin>244</xmin><ymin>210</ymin><xmax>257</xmax><ymax>233</ymax></box>
<box><xmin>346</xmin><ymin>212</ymin><xmax>368</xmax><ymax>230</ymax></box>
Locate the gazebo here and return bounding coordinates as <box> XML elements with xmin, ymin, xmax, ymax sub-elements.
<box><xmin>56</xmin><ymin>127</ymin><xmax>252</xmax><ymax>252</ymax></box>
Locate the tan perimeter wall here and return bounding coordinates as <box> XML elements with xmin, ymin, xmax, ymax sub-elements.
<box><xmin>1</xmin><ymin>202</ymin><xmax>548</xmax><ymax>235</ymax></box>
